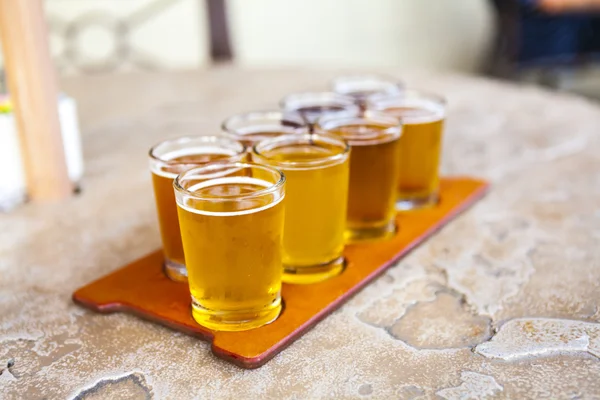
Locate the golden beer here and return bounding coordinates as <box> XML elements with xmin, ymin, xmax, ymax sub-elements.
<box><xmin>174</xmin><ymin>162</ymin><xmax>286</xmax><ymax>331</ymax></box>
<box><xmin>253</xmin><ymin>134</ymin><xmax>350</xmax><ymax>284</ymax></box>
<box><xmin>367</xmin><ymin>91</ymin><xmax>446</xmax><ymax>209</ymax></box>
<box><xmin>221</xmin><ymin>110</ymin><xmax>307</xmax><ymax>148</ymax></box>
<box><xmin>149</xmin><ymin>136</ymin><xmax>246</xmax><ymax>281</ymax></box>
<box><xmin>318</xmin><ymin>112</ymin><xmax>402</xmax><ymax>241</ymax></box>
<box><xmin>279</xmin><ymin>92</ymin><xmax>359</xmax><ymax>128</ymax></box>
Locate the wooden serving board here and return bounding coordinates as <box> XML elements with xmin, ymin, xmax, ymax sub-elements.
<box><xmin>73</xmin><ymin>177</ymin><xmax>488</xmax><ymax>369</ymax></box>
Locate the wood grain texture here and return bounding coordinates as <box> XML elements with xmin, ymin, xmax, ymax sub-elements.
<box><xmin>0</xmin><ymin>0</ymin><xmax>71</xmax><ymax>200</ymax></box>
<box><xmin>73</xmin><ymin>177</ymin><xmax>488</xmax><ymax>368</ymax></box>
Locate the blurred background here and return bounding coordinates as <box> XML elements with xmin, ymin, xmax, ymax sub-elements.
<box><xmin>3</xmin><ymin>0</ymin><xmax>600</xmax><ymax>209</ymax></box>
<box><xmin>1</xmin><ymin>0</ymin><xmax>600</xmax><ymax>98</ymax></box>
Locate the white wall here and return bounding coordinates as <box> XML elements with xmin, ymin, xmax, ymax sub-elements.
<box><xmin>0</xmin><ymin>0</ymin><xmax>494</xmax><ymax>75</ymax></box>
<box><xmin>228</xmin><ymin>0</ymin><xmax>495</xmax><ymax>73</ymax></box>
<box><xmin>0</xmin><ymin>0</ymin><xmax>210</xmax><ymax>76</ymax></box>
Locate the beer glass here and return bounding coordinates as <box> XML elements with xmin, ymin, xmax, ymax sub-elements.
<box><xmin>279</xmin><ymin>92</ymin><xmax>359</xmax><ymax>129</ymax></box>
<box><xmin>318</xmin><ymin>111</ymin><xmax>402</xmax><ymax>242</ymax></box>
<box><xmin>149</xmin><ymin>136</ymin><xmax>246</xmax><ymax>281</ymax></box>
<box><xmin>253</xmin><ymin>134</ymin><xmax>350</xmax><ymax>284</ymax></box>
<box><xmin>331</xmin><ymin>74</ymin><xmax>403</xmax><ymax>108</ymax></box>
<box><xmin>367</xmin><ymin>90</ymin><xmax>446</xmax><ymax>210</ymax></box>
<box><xmin>221</xmin><ymin>110</ymin><xmax>307</xmax><ymax>148</ymax></box>
<box><xmin>174</xmin><ymin>162</ymin><xmax>286</xmax><ymax>331</ymax></box>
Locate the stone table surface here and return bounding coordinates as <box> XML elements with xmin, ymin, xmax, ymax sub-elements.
<box><xmin>1</xmin><ymin>68</ymin><xmax>600</xmax><ymax>399</ymax></box>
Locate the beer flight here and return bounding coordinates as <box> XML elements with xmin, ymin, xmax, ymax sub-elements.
<box><xmin>148</xmin><ymin>75</ymin><xmax>446</xmax><ymax>332</ymax></box>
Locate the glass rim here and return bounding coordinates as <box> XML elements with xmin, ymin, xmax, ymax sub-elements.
<box><xmin>173</xmin><ymin>161</ymin><xmax>285</xmax><ymax>202</ymax></box>
<box><xmin>252</xmin><ymin>133</ymin><xmax>350</xmax><ymax>170</ymax></box>
<box><xmin>279</xmin><ymin>91</ymin><xmax>358</xmax><ymax>110</ymax></box>
<box><xmin>366</xmin><ymin>88</ymin><xmax>447</xmax><ymax>107</ymax></box>
<box><xmin>366</xmin><ymin>89</ymin><xmax>447</xmax><ymax>123</ymax></box>
<box><xmin>317</xmin><ymin>111</ymin><xmax>402</xmax><ymax>146</ymax></box>
<box><xmin>221</xmin><ymin>110</ymin><xmax>307</xmax><ymax>134</ymax></box>
<box><xmin>148</xmin><ymin>135</ymin><xmax>246</xmax><ymax>166</ymax></box>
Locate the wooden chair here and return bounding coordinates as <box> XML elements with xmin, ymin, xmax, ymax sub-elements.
<box><xmin>0</xmin><ymin>0</ymin><xmax>228</xmax><ymax>202</ymax></box>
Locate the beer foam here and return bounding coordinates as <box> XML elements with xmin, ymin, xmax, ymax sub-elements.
<box><xmin>178</xmin><ymin>176</ymin><xmax>283</xmax><ymax>217</ymax></box>
<box><xmin>383</xmin><ymin>99</ymin><xmax>445</xmax><ymax>124</ymax></box>
<box><xmin>151</xmin><ymin>146</ymin><xmax>238</xmax><ymax>178</ymax></box>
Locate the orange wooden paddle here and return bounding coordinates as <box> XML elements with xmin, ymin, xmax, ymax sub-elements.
<box><xmin>73</xmin><ymin>177</ymin><xmax>489</xmax><ymax>368</ymax></box>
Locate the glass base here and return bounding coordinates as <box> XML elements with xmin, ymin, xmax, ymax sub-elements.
<box><xmin>345</xmin><ymin>221</ymin><xmax>397</xmax><ymax>243</ymax></box>
<box><xmin>396</xmin><ymin>192</ymin><xmax>439</xmax><ymax>211</ymax></box>
<box><xmin>164</xmin><ymin>258</ymin><xmax>188</xmax><ymax>282</ymax></box>
<box><xmin>191</xmin><ymin>296</ymin><xmax>282</xmax><ymax>332</ymax></box>
<box><xmin>283</xmin><ymin>256</ymin><xmax>346</xmax><ymax>284</ymax></box>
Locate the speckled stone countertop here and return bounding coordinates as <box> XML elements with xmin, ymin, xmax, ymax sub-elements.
<box><xmin>1</xmin><ymin>68</ymin><xmax>600</xmax><ymax>399</ymax></box>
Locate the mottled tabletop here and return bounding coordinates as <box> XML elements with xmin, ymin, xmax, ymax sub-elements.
<box><xmin>1</xmin><ymin>68</ymin><xmax>599</xmax><ymax>399</ymax></box>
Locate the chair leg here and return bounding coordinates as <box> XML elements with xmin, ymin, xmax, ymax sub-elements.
<box><xmin>0</xmin><ymin>0</ymin><xmax>72</xmax><ymax>201</ymax></box>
